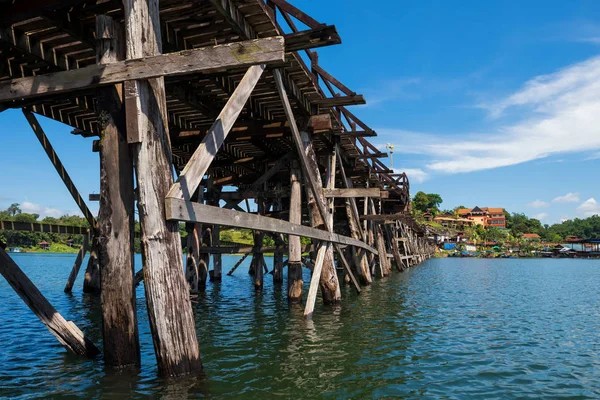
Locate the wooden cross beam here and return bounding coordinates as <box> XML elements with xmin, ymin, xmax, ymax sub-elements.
<box><xmin>0</xmin><ymin>37</ymin><xmax>283</xmax><ymax>103</ymax></box>
<box><xmin>323</xmin><ymin>188</ymin><xmax>389</xmax><ymax>199</ymax></box>
<box><xmin>167</xmin><ymin>65</ymin><xmax>266</xmax><ymax>200</ymax></box>
<box><xmin>165</xmin><ymin>198</ymin><xmax>378</xmax><ymax>255</ymax></box>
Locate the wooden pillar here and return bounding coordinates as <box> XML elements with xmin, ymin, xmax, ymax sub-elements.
<box><xmin>301</xmin><ymin>131</ymin><xmax>340</xmax><ymax>305</ymax></box>
<box><xmin>64</xmin><ymin>232</ymin><xmax>89</xmax><ymax>293</ymax></box>
<box><xmin>252</xmin><ymin>199</ymin><xmax>266</xmax><ymax>291</ymax></box>
<box><xmin>288</xmin><ymin>164</ymin><xmax>303</xmax><ymax>302</ymax></box>
<box><xmin>375</xmin><ymin>224</ymin><xmax>390</xmax><ymax>277</ymax></box>
<box><xmin>185</xmin><ymin>187</ymin><xmax>205</xmax><ymax>293</ymax></box>
<box><xmin>83</xmin><ymin>245</ymin><xmax>101</xmax><ymax>293</ymax></box>
<box><xmin>208</xmin><ymin>183</ymin><xmax>222</xmax><ymax>282</ymax></box>
<box><xmin>124</xmin><ymin>0</ymin><xmax>202</xmax><ymax>377</ymax></box>
<box><xmin>272</xmin><ymin>186</ymin><xmax>284</xmax><ymax>284</ymax></box>
<box><xmin>96</xmin><ymin>14</ymin><xmax>140</xmax><ymax>369</ymax></box>
<box><xmin>337</xmin><ymin>155</ymin><xmax>371</xmax><ymax>285</ymax></box>
<box><xmin>0</xmin><ymin>247</ymin><xmax>100</xmax><ymax>357</ymax></box>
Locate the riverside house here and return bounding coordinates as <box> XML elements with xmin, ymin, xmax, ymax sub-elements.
<box><xmin>457</xmin><ymin>206</ymin><xmax>506</xmax><ymax>229</ymax></box>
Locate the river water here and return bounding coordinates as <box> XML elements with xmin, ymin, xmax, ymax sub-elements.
<box><xmin>1</xmin><ymin>255</ymin><xmax>600</xmax><ymax>398</ymax></box>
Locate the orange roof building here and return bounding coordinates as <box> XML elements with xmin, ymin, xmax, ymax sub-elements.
<box><xmin>456</xmin><ymin>206</ymin><xmax>506</xmax><ymax>229</ymax></box>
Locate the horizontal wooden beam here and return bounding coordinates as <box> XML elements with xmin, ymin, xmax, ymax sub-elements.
<box><xmin>312</xmin><ymin>95</ymin><xmax>366</xmax><ymax>107</ymax></box>
<box><xmin>165</xmin><ymin>198</ymin><xmax>377</xmax><ymax>255</ymax></box>
<box><xmin>0</xmin><ymin>37</ymin><xmax>284</xmax><ymax>102</ymax></box>
<box><xmin>284</xmin><ymin>25</ymin><xmax>341</xmax><ymax>52</ymax></box>
<box><xmin>323</xmin><ymin>188</ymin><xmax>389</xmax><ymax>198</ymax></box>
<box><xmin>333</xmin><ymin>130</ymin><xmax>376</xmax><ymax>137</ymax></box>
<box><xmin>353</xmin><ymin>152</ymin><xmax>388</xmax><ymax>159</ymax></box>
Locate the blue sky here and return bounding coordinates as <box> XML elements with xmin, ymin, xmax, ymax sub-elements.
<box><xmin>1</xmin><ymin>0</ymin><xmax>600</xmax><ymax>224</ymax></box>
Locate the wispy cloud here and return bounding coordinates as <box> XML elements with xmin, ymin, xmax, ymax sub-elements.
<box><xmin>528</xmin><ymin>200</ymin><xmax>549</xmax><ymax>208</ymax></box>
<box><xmin>375</xmin><ymin>55</ymin><xmax>600</xmax><ymax>174</ymax></box>
<box><xmin>553</xmin><ymin>192</ymin><xmax>580</xmax><ymax>203</ymax></box>
<box><xmin>577</xmin><ymin>198</ymin><xmax>600</xmax><ymax>217</ymax></box>
<box><xmin>394</xmin><ymin>168</ymin><xmax>429</xmax><ymax>183</ymax></box>
<box><xmin>534</xmin><ymin>212</ymin><xmax>549</xmax><ymax>220</ymax></box>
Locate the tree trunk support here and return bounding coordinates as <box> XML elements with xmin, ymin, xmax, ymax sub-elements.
<box><xmin>96</xmin><ymin>14</ymin><xmax>140</xmax><ymax>369</ymax></box>
<box><xmin>124</xmin><ymin>0</ymin><xmax>202</xmax><ymax>377</ymax></box>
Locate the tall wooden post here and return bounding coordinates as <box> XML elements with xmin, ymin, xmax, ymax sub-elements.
<box><xmin>208</xmin><ymin>184</ymin><xmax>222</xmax><ymax>282</ymax></box>
<box><xmin>124</xmin><ymin>0</ymin><xmax>202</xmax><ymax>377</ymax></box>
<box><xmin>288</xmin><ymin>164</ymin><xmax>303</xmax><ymax>302</ymax></box>
<box><xmin>95</xmin><ymin>15</ymin><xmax>140</xmax><ymax>368</ymax></box>
<box><xmin>272</xmin><ymin>184</ymin><xmax>285</xmax><ymax>284</ymax></box>
<box><xmin>252</xmin><ymin>199</ymin><xmax>266</xmax><ymax>291</ymax></box>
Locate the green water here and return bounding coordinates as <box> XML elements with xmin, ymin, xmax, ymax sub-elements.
<box><xmin>1</xmin><ymin>255</ymin><xmax>600</xmax><ymax>398</ymax></box>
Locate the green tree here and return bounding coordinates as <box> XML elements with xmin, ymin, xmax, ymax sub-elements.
<box><xmin>412</xmin><ymin>191</ymin><xmax>430</xmax><ymax>213</ymax></box>
<box><xmin>7</xmin><ymin>203</ymin><xmax>21</xmax><ymax>216</ymax></box>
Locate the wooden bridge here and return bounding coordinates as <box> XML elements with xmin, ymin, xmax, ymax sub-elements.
<box><xmin>0</xmin><ymin>0</ymin><xmax>435</xmax><ymax>378</ymax></box>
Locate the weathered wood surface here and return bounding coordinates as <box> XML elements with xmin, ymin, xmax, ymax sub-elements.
<box><xmin>64</xmin><ymin>232</ymin><xmax>89</xmax><ymax>293</ymax></box>
<box><xmin>125</xmin><ymin>0</ymin><xmax>201</xmax><ymax>377</ymax></box>
<box><xmin>288</xmin><ymin>165</ymin><xmax>303</xmax><ymax>302</ymax></box>
<box><xmin>0</xmin><ymin>247</ymin><xmax>100</xmax><ymax>357</ymax></box>
<box><xmin>166</xmin><ymin>198</ymin><xmax>378</xmax><ymax>254</ymax></box>
<box><xmin>96</xmin><ymin>14</ymin><xmax>140</xmax><ymax>369</ymax></box>
<box><xmin>303</xmin><ymin>242</ymin><xmax>330</xmax><ymax>317</ymax></box>
<box><xmin>22</xmin><ymin>110</ymin><xmax>96</xmax><ymax>227</ymax></box>
<box><xmin>83</xmin><ymin>244</ymin><xmax>101</xmax><ymax>293</ymax></box>
<box><xmin>0</xmin><ymin>37</ymin><xmax>283</xmax><ymax>102</ymax></box>
<box><xmin>167</xmin><ymin>65</ymin><xmax>266</xmax><ymax>200</ymax></box>
<box><xmin>323</xmin><ymin>188</ymin><xmax>389</xmax><ymax>199</ymax></box>
<box><xmin>227</xmin><ymin>253</ymin><xmax>249</xmax><ymax>276</ymax></box>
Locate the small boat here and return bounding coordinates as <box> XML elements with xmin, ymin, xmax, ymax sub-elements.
<box><xmin>9</xmin><ymin>247</ymin><xmax>22</xmax><ymax>253</ymax></box>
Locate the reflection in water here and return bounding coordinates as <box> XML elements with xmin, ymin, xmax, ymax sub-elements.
<box><xmin>2</xmin><ymin>255</ymin><xmax>600</xmax><ymax>398</ymax></box>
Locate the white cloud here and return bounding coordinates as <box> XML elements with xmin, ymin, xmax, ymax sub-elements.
<box><xmin>18</xmin><ymin>202</ymin><xmax>66</xmax><ymax>219</ymax></box>
<box><xmin>376</xmin><ymin>55</ymin><xmax>600</xmax><ymax>174</ymax></box>
<box><xmin>394</xmin><ymin>168</ymin><xmax>429</xmax><ymax>183</ymax></box>
<box><xmin>528</xmin><ymin>200</ymin><xmax>549</xmax><ymax>208</ymax></box>
<box><xmin>21</xmin><ymin>201</ymin><xmax>41</xmax><ymax>213</ymax></box>
<box><xmin>576</xmin><ymin>198</ymin><xmax>600</xmax><ymax>217</ymax></box>
<box><xmin>553</xmin><ymin>192</ymin><xmax>580</xmax><ymax>203</ymax></box>
<box><xmin>534</xmin><ymin>212</ymin><xmax>549</xmax><ymax>220</ymax></box>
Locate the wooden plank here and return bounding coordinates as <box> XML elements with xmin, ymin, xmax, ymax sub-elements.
<box><xmin>333</xmin><ymin>130</ymin><xmax>376</xmax><ymax>137</ymax></box>
<box><xmin>249</xmin><ymin>152</ymin><xmax>292</xmax><ymax>190</ymax></box>
<box><xmin>304</xmin><ymin>242</ymin><xmax>329</xmax><ymax>318</ymax></box>
<box><xmin>64</xmin><ymin>232</ymin><xmax>89</xmax><ymax>293</ymax></box>
<box><xmin>124</xmin><ymin>0</ymin><xmax>201</xmax><ymax>378</ymax></box>
<box><xmin>165</xmin><ymin>198</ymin><xmax>378</xmax><ymax>254</ymax></box>
<box><xmin>167</xmin><ymin>65</ymin><xmax>265</xmax><ymax>200</ymax></box>
<box><xmin>0</xmin><ymin>247</ymin><xmax>100</xmax><ymax>358</ymax></box>
<box><xmin>323</xmin><ymin>188</ymin><xmax>388</xmax><ymax>198</ymax></box>
<box><xmin>270</xmin><ymin>0</ymin><xmax>323</xmax><ymax>29</ymax></box>
<box><xmin>284</xmin><ymin>25</ymin><xmax>341</xmax><ymax>52</ymax></box>
<box><xmin>313</xmin><ymin>95</ymin><xmax>365</xmax><ymax>107</ymax></box>
<box><xmin>0</xmin><ymin>37</ymin><xmax>284</xmax><ymax>102</ymax></box>
<box><xmin>95</xmin><ymin>14</ymin><xmax>140</xmax><ymax>369</ymax></box>
<box><xmin>22</xmin><ymin>110</ymin><xmax>96</xmax><ymax>227</ymax></box>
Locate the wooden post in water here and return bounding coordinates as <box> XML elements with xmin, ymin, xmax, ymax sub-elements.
<box><xmin>95</xmin><ymin>14</ymin><xmax>140</xmax><ymax>369</ymax></box>
<box><xmin>124</xmin><ymin>0</ymin><xmax>202</xmax><ymax>377</ymax></box>
<box><xmin>64</xmin><ymin>232</ymin><xmax>89</xmax><ymax>293</ymax></box>
<box><xmin>252</xmin><ymin>199</ymin><xmax>266</xmax><ymax>291</ymax></box>
<box><xmin>0</xmin><ymin>247</ymin><xmax>100</xmax><ymax>358</ymax></box>
<box><xmin>288</xmin><ymin>164</ymin><xmax>303</xmax><ymax>302</ymax></box>
<box><xmin>208</xmin><ymin>183</ymin><xmax>222</xmax><ymax>282</ymax></box>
